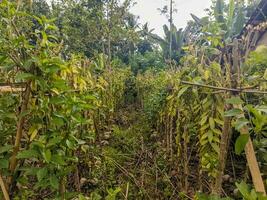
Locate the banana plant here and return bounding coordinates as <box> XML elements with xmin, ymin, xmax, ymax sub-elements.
<box><xmin>189</xmin><ymin>0</ymin><xmax>247</xmax><ymax>42</ymax></box>
<box><xmin>148</xmin><ymin>24</ymin><xmax>184</xmax><ymax>62</ymax></box>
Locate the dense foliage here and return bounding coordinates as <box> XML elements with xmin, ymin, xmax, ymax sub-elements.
<box><xmin>0</xmin><ymin>0</ymin><xmax>266</xmax><ymax>199</ymax></box>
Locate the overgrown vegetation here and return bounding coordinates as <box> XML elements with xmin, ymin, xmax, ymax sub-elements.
<box><xmin>0</xmin><ymin>0</ymin><xmax>266</xmax><ymax>199</ymax></box>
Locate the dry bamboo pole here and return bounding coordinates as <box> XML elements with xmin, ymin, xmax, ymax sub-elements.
<box><xmin>0</xmin><ymin>173</ymin><xmax>10</xmax><ymax>200</ymax></box>
<box><xmin>0</xmin><ymin>86</ymin><xmax>24</xmax><ymax>93</ymax></box>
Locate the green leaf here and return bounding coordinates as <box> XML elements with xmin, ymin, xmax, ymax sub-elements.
<box><xmin>51</xmin><ymin>154</ymin><xmax>66</xmax><ymax>165</ymax></box>
<box><xmin>211</xmin><ymin>143</ymin><xmax>220</xmax><ymax>153</ymax></box>
<box><xmin>78</xmin><ymin>195</ymin><xmax>89</xmax><ymax>200</ymax></box>
<box><xmin>0</xmin><ymin>145</ymin><xmax>13</xmax><ymax>154</ymax></box>
<box><xmin>235</xmin><ymin>182</ymin><xmax>250</xmax><ymax>199</ymax></box>
<box><xmin>0</xmin><ymin>55</ymin><xmax>7</xmax><ymax>64</ymax></box>
<box><xmin>51</xmin><ymin>115</ymin><xmax>65</xmax><ymax>128</ymax></box>
<box><xmin>28</xmin><ymin>125</ymin><xmax>41</xmax><ymax>142</ymax></box>
<box><xmin>15</xmin><ymin>72</ymin><xmax>35</xmax><ymax>80</ymax></box>
<box><xmin>105</xmin><ymin>187</ymin><xmax>121</xmax><ymax>200</ymax></box>
<box><xmin>37</xmin><ymin>167</ymin><xmax>48</xmax><ymax>182</ymax></box>
<box><xmin>66</xmin><ymin>139</ymin><xmax>75</xmax><ymax>149</ymax></box>
<box><xmin>214</xmin><ymin>118</ymin><xmax>224</xmax><ymax>126</ymax></box>
<box><xmin>209</xmin><ymin>117</ymin><xmax>215</xmax><ymax>129</ymax></box>
<box><xmin>47</xmin><ymin>136</ymin><xmax>63</xmax><ymax>147</ymax></box>
<box><xmin>0</xmin><ymin>159</ymin><xmax>9</xmax><ymax>169</ymax></box>
<box><xmin>227</xmin><ymin>0</ymin><xmax>235</xmax><ymax>30</ymax></box>
<box><xmin>43</xmin><ymin>149</ymin><xmax>51</xmax><ymax>163</ymax></box>
<box><xmin>225</xmin><ymin>97</ymin><xmax>244</xmax><ymax>105</ymax></box>
<box><xmin>224</xmin><ymin>108</ymin><xmax>243</xmax><ymax>117</ymax></box>
<box><xmin>257</xmin><ymin>105</ymin><xmax>267</xmax><ymax>113</ymax></box>
<box><xmin>234</xmin><ymin>118</ymin><xmax>249</xmax><ymax>131</ymax></box>
<box><xmin>177</xmin><ymin>86</ymin><xmax>189</xmax><ymax>98</ymax></box>
<box><xmin>17</xmin><ymin>149</ymin><xmax>39</xmax><ymax>159</ymax></box>
<box><xmin>235</xmin><ymin>134</ymin><xmax>249</xmax><ymax>155</ymax></box>
<box><xmin>50</xmin><ymin>175</ymin><xmax>59</xmax><ymax>189</ymax></box>
<box><xmin>208</xmin><ymin>130</ymin><xmax>213</xmax><ymax>143</ymax></box>
<box><xmin>200</xmin><ymin>115</ymin><xmax>208</xmax><ymax>126</ymax></box>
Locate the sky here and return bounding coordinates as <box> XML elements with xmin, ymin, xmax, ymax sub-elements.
<box><xmin>130</xmin><ymin>0</ymin><xmax>212</xmax><ymax>36</ymax></box>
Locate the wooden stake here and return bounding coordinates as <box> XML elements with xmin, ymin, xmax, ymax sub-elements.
<box><xmin>233</xmin><ymin>104</ymin><xmax>266</xmax><ymax>195</ymax></box>
<box><xmin>0</xmin><ymin>173</ymin><xmax>10</xmax><ymax>200</ymax></box>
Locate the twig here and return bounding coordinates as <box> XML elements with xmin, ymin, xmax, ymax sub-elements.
<box><xmin>180</xmin><ymin>81</ymin><xmax>267</xmax><ymax>94</ymax></box>
<box><xmin>125</xmin><ymin>182</ymin><xmax>129</xmax><ymax>200</ymax></box>
<box><xmin>0</xmin><ymin>173</ymin><xmax>10</xmax><ymax>200</ymax></box>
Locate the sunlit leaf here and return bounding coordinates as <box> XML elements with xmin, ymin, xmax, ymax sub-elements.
<box><xmin>225</xmin><ymin>97</ymin><xmax>244</xmax><ymax>105</ymax></box>
<box><xmin>224</xmin><ymin>109</ymin><xmax>243</xmax><ymax>117</ymax></box>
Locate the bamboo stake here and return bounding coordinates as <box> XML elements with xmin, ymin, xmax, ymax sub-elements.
<box><xmin>0</xmin><ymin>173</ymin><xmax>10</xmax><ymax>200</ymax></box>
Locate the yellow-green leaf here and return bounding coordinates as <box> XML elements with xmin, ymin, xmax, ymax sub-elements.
<box><xmin>209</xmin><ymin>117</ymin><xmax>215</xmax><ymax>129</ymax></box>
